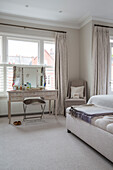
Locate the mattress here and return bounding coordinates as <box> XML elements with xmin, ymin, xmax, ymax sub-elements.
<box><xmin>70</xmin><ymin>104</ymin><xmax>113</xmax><ymax>123</ymax></box>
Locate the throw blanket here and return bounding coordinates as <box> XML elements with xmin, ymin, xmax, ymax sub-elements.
<box><xmin>70</xmin><ymin>104</ymin><xmax>113</xmax><ymax>123</ymax></box>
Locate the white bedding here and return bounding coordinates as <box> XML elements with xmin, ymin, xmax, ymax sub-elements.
<box><xmin>72</xmin><ymin>104</ymin><xmax>113</xmax><ymax>115</ymax></box>
<box><xmin>87</xmin><ymin>95</ymin><xmax>113</xmax><ymax>108</ymax></box>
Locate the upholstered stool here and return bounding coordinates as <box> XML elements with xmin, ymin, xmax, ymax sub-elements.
<box><xmin>23</xmin><ymin>97</ymin><xmax>46</xmax><ymax>120</ymax></box>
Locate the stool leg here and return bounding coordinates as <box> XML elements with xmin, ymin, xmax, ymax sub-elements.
<box><xmin>23</xmin><ymin>103</ymin><xmax>27</xmax><ymax>120</ymax></box>
<box><xmin>41</xmin><ymin>104</ymin><xmax>46</xmax><ymax>119</ymax></box>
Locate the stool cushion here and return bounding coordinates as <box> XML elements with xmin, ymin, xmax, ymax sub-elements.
<box><xmin>23</xmin><ymin>97</ymin><xmax>46</xmax><ymax>105</ymax></box>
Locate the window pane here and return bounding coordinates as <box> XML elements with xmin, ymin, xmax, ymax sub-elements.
<box><xmin>0</xmin><ymin>66</ymin><xmax>4</xmax><ymax>92</ymax></box>
<box><xmin>8</xmin><ymin>39</ymin><xmax>39</xmax><ymax>65</ymax></box>
<box><xmin>0</xmin><ymin>36</ymin><xmax>2</xmax><ymax>63</ymax></box>
<box><xmin>6</xmin><ymin>67</ymin><xmax>13</xmax><ymax>91</ymax></box>
<box><xmin>44</xmin><ymin>41</ymin><xmax>55</xmax><ymax>89</ymax></box>
<box><xmin>111</xmin><ymin>47</ymin><xmax>113</xmax><ymax>91</ymax></box>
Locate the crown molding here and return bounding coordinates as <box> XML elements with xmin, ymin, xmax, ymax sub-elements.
<box><xmin>1</xmin><ymin>12</ymin><xmax>113</xmax><ymax>30</ymax></box>
<box><xmin>92</xmin><ymin>16</ymin><xmax>113</xmax><ymax>25</ymax></box>
<box><xmin>79</xmin><ymin>16</ymin><xmax>92</xmax><ymax>29</ymax></box>
<box><xmin>78</xmin><ymin>15</ymin><xmax>113</xmax><ymax>29</ymax></box>
<box><xmin>0</xmin><ymin>12</ymin><xmax>80</xmax><ymax>29</ymax></box>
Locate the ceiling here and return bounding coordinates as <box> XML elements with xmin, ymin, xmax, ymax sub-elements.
<box><xmin>0</xmin><ymin>0</ymin><xmax>113</xmax><ymax>28</ymax></box>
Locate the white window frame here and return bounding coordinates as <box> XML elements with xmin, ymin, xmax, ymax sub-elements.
<box><xmin>0</xmin><ymin>32</ymin><xmax>55</xmax><ymax>96</ymax></box>
<box><xmin>0</xmin><ymin>36</ymin><xmax>2</xmax><ymax>62</ymax></box>
<box><xmin>110</xmin><ymin>41</ymin><xmax>113</xmax><ymax>94</ymax></box>
<box><xmin>44</xmin><ymin>41</ymin><xmax>55</xmax><ymax>90</ymax></box>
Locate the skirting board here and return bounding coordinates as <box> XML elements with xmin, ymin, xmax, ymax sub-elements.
<box><xmin>0</xmin><ymin>111</ymin><xmax>52</xmax><ymax>118</ymax></box>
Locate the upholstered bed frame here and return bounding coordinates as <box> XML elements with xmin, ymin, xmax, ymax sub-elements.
<box><xmin>66</xmin><ymin>112</ymin><xmax>113</xmax><ymax>162</ymax></box>
<box><xmin>66</xmin><ymin>95</ymin><xmax>113</xmax><ymax>163</ymax></box>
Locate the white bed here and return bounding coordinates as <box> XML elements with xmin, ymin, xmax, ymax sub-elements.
<box><xmin>66</xmin><ymin>95</ymin><xmax>113</xmax><ymax>163</ymax></box>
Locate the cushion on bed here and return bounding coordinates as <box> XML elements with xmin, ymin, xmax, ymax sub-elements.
<box><xmin>94</xmin><ymin>115</ymin><xmax>113</xmax><ymax>134</ymax></box>
<box><xmin>106</xmin><ymin>123</ymin><xmax>113</xmax><ymax>134</ymax></box>
<box><xmin>95</xmin><ymin>118</ymin><xmax>113</xmax><ymax>130</ymax></box>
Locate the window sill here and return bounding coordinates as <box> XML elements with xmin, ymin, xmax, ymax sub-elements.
<box><xmin>0</xmin><ymin>63</ymin><xmax>52</xmax><ymax>68</ymax></box>
<box><xmin>0</xmin><ymin>93</ymin><xmax>7</xmax><ymax>98</ymax></box>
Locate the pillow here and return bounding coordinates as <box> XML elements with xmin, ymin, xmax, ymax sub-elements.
<box><xmin>71</xmin><ymin>93</ymin><xmax>79</xmax><ymax>99</ymax></box>
<box><xmin>71</xmin><ymin>86</ymin><xmax>84</xmax><ymax>98</ymax></box>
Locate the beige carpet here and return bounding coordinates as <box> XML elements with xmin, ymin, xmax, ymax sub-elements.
<box><xmin>0</xmin><ymin>115</ymin><xmax>113</xmax><ymax>170</ymax></box>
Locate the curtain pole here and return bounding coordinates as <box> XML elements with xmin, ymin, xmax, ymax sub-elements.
<box><xmin>0</xmin><ymin>23</ymin><xmax>67</xmax><ymax>33</ymax></box>
<box><xmin>94</xmin><ymin>24</ymin><xmax>113</xmax><ymax>29</ymax></box>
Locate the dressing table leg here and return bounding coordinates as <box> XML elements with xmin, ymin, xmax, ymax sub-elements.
<box><xmin>49</xmin><ymin>100</ymin><xmax>51</xmax><ymax>114</ymax></box>
<box><xmin>8</xmin><ymin>101</ymin><xmax>11</xmax><ymax>124</ymax></box>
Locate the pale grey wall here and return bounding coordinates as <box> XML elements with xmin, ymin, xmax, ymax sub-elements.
<box><xmin>0</xmin><ymin>18</ymin><xmax>80</xmax><ymax>115</ymax></box>
<box><xmin>79</xmin><ymin>21</ymin><xmax>93</xmax><ymax>99</ymax></box>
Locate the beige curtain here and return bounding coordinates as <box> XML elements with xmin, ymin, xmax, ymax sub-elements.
<box><xmin>55</xmin><ymin>33</ymin><xmax>68</xmax><ymax>115</ymax></box>
<box><xmin>92</xmin><ymin>26</ymin><xmax>110</xmax><ymax>95</ymax></box>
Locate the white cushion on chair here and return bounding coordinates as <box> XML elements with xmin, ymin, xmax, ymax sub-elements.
<box><xmin>71</xmin><ymin>86</ymin><xmax>84</xmax><ymax>98</ymax></box>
